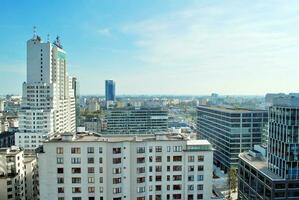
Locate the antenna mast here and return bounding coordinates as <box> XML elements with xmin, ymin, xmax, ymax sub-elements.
<box><xmin>33</xmin><ymin>26</ymin><xmax>37</xmax><ymax>39</ymax></box>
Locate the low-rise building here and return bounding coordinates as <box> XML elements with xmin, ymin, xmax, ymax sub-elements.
<box><xmin>39</xmin><ymin>132</ymin><xmax>213</xmax><ymax>200</ymax></box>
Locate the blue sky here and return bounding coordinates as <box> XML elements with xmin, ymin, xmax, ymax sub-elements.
<box><xmin>1</xmin><ymin>0</ymin><xmax>299</xmax><ymax>95</ymax></box>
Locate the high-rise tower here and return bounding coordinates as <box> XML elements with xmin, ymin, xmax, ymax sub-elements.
<box><xmin>15</xmin><ymin>32</ymin><xmax>76</xmax><ymax>150</ymax></box>
<box><xmin>105</xmin><ymin>80</ymin><xmax>116</xmax><ymax>101</ymax></box>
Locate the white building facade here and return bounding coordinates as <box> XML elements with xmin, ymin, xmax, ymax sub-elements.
<box><xmin>16</xmin><ymin>34</ymin><xmax>76</xmax><ymax>150</ymax></box>
<box><xmin>39</xmin><ymin>132</ymin><xmax>213</xmax><ymax>200</ymax></box>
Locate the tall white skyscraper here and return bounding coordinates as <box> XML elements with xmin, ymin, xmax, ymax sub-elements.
<box><xmin>15</xmin><ymin>32</ymin><xmax>76</xmax><ymax>150</ymax></box>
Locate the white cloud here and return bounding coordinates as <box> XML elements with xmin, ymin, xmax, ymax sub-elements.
<box><xmin>97</xmin><ymin>28</ymin><xmax>111</xmax><ymax>36</ymax></box>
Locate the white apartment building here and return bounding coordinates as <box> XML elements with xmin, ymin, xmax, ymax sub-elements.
<box><xmin>38</xmin><ymin>133</ymin><xmax>213</xmax><ymax>200</ymax></box>
<box><xmin>39</xmin><ymin>132</ymin><xmax>213</xmax><ymax>200</ymax></box>
<box><xmin>16</xmin><ymin>33</ymin><xmax>76</xmax><ymax>150</ymax></box>
<box><xmin>0</xmin><ymin>146</ymin><xmax>39</xmax><ymax>200</ymax></box>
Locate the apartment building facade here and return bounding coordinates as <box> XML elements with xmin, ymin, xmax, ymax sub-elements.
<box><xmin>39</xmin><ymin>132</ymin><xmax>213</xmax><ymax>200</ymax></box>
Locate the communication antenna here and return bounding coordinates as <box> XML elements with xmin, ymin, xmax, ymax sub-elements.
<box><xmin>33</xmin><ymin>26</ymin><xmax>37</xmax><ymax>39</ymax></box>
<box><xmin>47</xmin><ymin>34</ymin><xmax>50</xmax><ymax>42</ymax></box>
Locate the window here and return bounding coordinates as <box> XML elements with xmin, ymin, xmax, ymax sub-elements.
<box><xmin>173</xmin><ymin>175</ymin><xmax>182</xmax><ymax>181</ymax></box>
<box><xmin>137</xmin><ymin>186</ymin><xmax>145</xmax><ymax>193</ymax></box>
<box><xmin>156</xmin><ymin>166</ymin><xmax>162</xmax><ymax>172</ymax></box>
<box><xmin>99</xmin><ymin>147</ymin><xmax>103</xmax><ymax>153</ymax></box>
<box><xmin>71</xmin><ymin>157</ymin><xmax>81</xmax><ymax>164</ymax></box>
<box><xmin>197</xmin><ymin>175</ymin><xmax>204</xmax><ymax>181</ymax></box>
<box><xmin>137</xmin><ymin>167</ymin><xmax>145</xmax><ymax>174</ymax></box>
<box><xmin>72</xmin><ymin>187</ymin><xmax>81</xmax><ymax>193</ymax></box>
<box><xmin>99</xmin><ymin>157</ymin><xmax>103</xmax><ymax>164</ymax></box>
<box><xmin>173</xmin><ymin>146</ymin><xmax>182</xmax><ymax>152</ymax></box>
<box><xmin>173</xmin><ymin>165</ymin><xmax>182</xmax><ymax>171</ymax></box>
<box><xmin>137</xmin><ymin>147</ymin><xmax>145</xmax><ymax>153</ymax></box>
<box><xmin>88</xmin><ymin>187</ymin><xmax>95</xmax><ymax>193</ymax></box>
<box><xmin>198</xmin><ymin>165</ymin><xmax>204</xmax><ymax>171</ymax></box>
<box><xmin>72</xmin><ymin>177</ymin><xmax>81</xmax><ymax>183</ymax></box>
<box><xmin>155</xmin><ymin>156</ymin><xmax>162</xmax><ymax>162</ymax></box>
<box><xmin>88</xmin><ymin>157</ymin><xmax>94</xmax><ymax>164</ymax></box>
<box><xmin>99</xmin><ymin>177</ymin><xmax>103</xmax><ymax>183</ymax></box>
<box><xmin>155</xmin><ymin>146</ymin><xmax>162</xmax><ymax>152</ymax></box>
<box><xmin>57</xmin><ymin>177</ymin><xmax>64</xmax><ymax>184</ymax></box>
<box><xmin>137</xmin><ymin>157</ymin><xmax>145</xmax><ymax>163</ymax></box>
<box><xmin>88</xmin><ymin>177</ymin><xmax>94</xmax><ymax>183</ymax></box>
<box><xmin>71</xmin><ymin>148</ymin><xmax>81</xmax><ymax>154</ymax></box>
<box><xmin>198</xmin><ymin>155</ymin><xmax>204</xmax><ymax>162</ymax></box>
<box><xmin>72</xmin><ymin>168</ymin><xmax>81</xmax><ymax>174</ymax></box>
<box><xmin>167</xmin><ymin>156</ymin><xmax>170</xmax><ymax>162</ymax></box>
<box><xmin>57</xmin><ymin>157</ymin><xmax>63</xmax><ymax>164</ymax></box>
<box><xmin>167</xmin><ymin>146</ymin><xmax>171</xmax><ymax>152</ymax></box>
<box><xmin>57</xmin><ymin>168</ymin><xmax>64</xmax><ymax>174</ymax></box>
<box><xmin>113</xmin><ymin>168</ymin><xmax>121</xmax><ymax>174</ymax></box>
<box><xmin>188</xmin><ymin>175</ymin><xmax>194</xmax><ymax>181</ymax></box>
<box><xmin>113</xmin><ymin>158</ymin><xmax>121</xmax><ymax>164</ymax></box>
<box><xmin>113</xmin><ymin>148</ymin><xmax>121</xmax><ymax>154</ymax></box>
<box><xmin>58</xmin><ymin>187</ymin><xmax>64</xmax><ymax>193</ymax></box>
<box><xmin>137</xmin><ymin>177</ymin><xmax>146</xmax><ymax>183</ymax></box>
<box><xmin>88</xmin><ymin>167</ymin><xmax>94</xmax><ymax>173</ymax></box>
<box><xmin>113</xmin><ymin>187</ymin><xmax>122</xmax><ymax>194</ymax></box>
<box><xmin>188</xmin><ymin>185</ymin><xmax>194</xmax><ymax>191</ymax></box>
<box><xmin>173</xmin><ymin>156</ymin><xmax>182</xmax><ymax>162</ymax></box>
<box><xmin>197</xmin><ymin>184</ymin><xmax>203</xmax><ymax>190</ymax></box>
<box><xmin>197</xmin><ymin>194</ymin><xmax>203</xmax><ymax>199</ymax></box>
<box><xmin>87</xmin><ymin>147</ymin><xmax>94</xmax><ymax>153</ymax></box>
<box><xmin>188</xmin><ymin>166</ymin><xmax>194</xmax><ymax>172</ymax></box>
<box><xmin>99</xmin><ymin>167</ymin><xmax>103</xmax><ymax>173</ymax></box>
<box><xmin>188</xmin><ymin>156</ymin><xmax>194</xmax><ymax>162</ymax></box>
<box><xmin>56</xmin><ymin>147</ymin><xmax>63</xmax><ymax>154</ymax></box>
<box><xmin>113</xmin><ymin>177</ymin><xmax>122</xmax><ymax>184</ymax></box>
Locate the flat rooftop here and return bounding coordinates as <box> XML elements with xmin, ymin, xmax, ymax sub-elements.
<box><xmin>46</xmin><ymin>132</ymin><xmax>211</xmax><ymax>147</ymax></box>
<box><xmin>197</xmin><ymin>105</ymin><xmax>266</xmax><ymax>113</ymax></box>
<box><xmin>239</xmin><ymin>152</ymin><xmax>283</xmax><ymax>180</ymax></box>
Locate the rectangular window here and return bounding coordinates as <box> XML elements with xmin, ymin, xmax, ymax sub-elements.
<box><xmin>198</xmin><ymin>155</ymin><xmax>204</xmax><ymax>162</ymax></box>
<box><xmin>87</xmin><ymin>147</ymin><xmax>94</xmax><ymax>153</ymax></box>
<box><xmin>155</xmin><ymin>146</ymin><xmax>162</xmax><ymax>152</ymax></box>
<box><xmin>72</xmin><ymin>168</ymin><xmax>81</xmax><ymax>174</ymax></box>
<box><xmin>197</xmin><ymin>175</ymin><xmax>204</xmax><ymax>181</ymax></box>
<box><xmin>57</xmin><ymin>168</ymin><xmax>64</xmax><ymax>174</ymax></box>
<box><xmin>88</xmin><ymin>187</ymin><xmax>95</xmax><ymax>193</ymax></box>
<box><xmin>71</xmin><ymin>157</ymin><xmax>81</xmax><ymax>164</ymax></box>
<box><xmin>72</xmin><ymin>187</ymin><xmax>81</xmax><ymax>193</ymax></box>
<box><xmin>88</xmin><ymin>177</ymin><xmax>94</xmax><ymax>183</ymax></box>
<box><xmin>57</xmin><ymin>177</ymin><xmax>64</xmax><ymax>184</ymax></box>
<box><xmin>188</xmin><ymin>156</ymin><xmax>194</xmax><ymax>162</ymax></box>
<box><xmin>88</xmin><ymin>167</ymin><xmax>94</xmax><ymax>173</ymax></box>
<box><xmin>57</xmin><ymin>157</ymin><xmax>63</xmax><ymax>164</ymax></box>
<box><xmin>113</xmin><ymin>148</ymin><xmax>121</xmax><ymax>154</ymax></box>
<box><xmin>56</xmin><ymin>147</ymin><xmax>63</xmax><ymax>154</ymax></box>
<box><xmin>113</xmin><ymin>157</ymin><xmax>121</xmax><ymax>164</ymax></box>
<box><xmin>72</xmin><ymin>177</ymin><xmax>81</xmax><ymax>184</ymax></box>
<box><xmin>99</xmin><ymin>147</ymin><xmax>103</xmax><ymax>153</ymax></box>
<box><xmin>99</xmin><ymin>157</ymin><xmax>103</xmax><ymax>164</ymax></box>
<box><xmin>71</xmin><ymin>148</ymin><xmax>81</xmax><ymax>154</ymax></box>
<box><xmin>88</xmin><ymin>157</ymin><xmax>94</xmax><ymax>164</ymax></box>
<box><xmin>58</xmin><ymin>187</ymin><xmax>64</xmax><ymax>193</ymax></box>
<box><xmin>137</xmin><ymin>147</ymin><xmax>146</xmax><ymax>153</ymax></box>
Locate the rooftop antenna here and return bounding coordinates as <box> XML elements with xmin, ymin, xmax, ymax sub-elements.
<box><xmin>47</xmin><ymin>34</ymin><xmax>50</xmax><ymax>42</ymax></box>
<box><xmin>33</xmin><ymin>26</ymin><xmax>37</xmax><ymax>39</ymax></box>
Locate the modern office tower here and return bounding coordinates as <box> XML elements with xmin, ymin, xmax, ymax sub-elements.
<box><xmin>39</xmin><ymin>132</ymin><xmax>213</xmax><ymax>200</ymax></box>
<box><xmin>105</xmin><ymin>107</ymin><xmax>168</xmax><ymax>134</ymax></box>
<box><xmin>83</xmin><ymin>117</ymin><xmax>102</xmax><ymax>133</ymax></box>
<box><xmin>15</xmin><ymin>33</ymin><xmax>76</xmax><ymax>150</ymax></box>
<box><xmin>0</xmin><ymin>146</ymin><xmax>39</xmax><ymax>200</ymax></box>
<box><xmin>197</xmin><ymin>105</ymin><xmax>268</xmax><ymax>171</ymax></box>
<box><xmin>238</xmin><ymin>95</ymin><xmax>299</xmax><ymax>199</ymax></box>
<box><xmin>105</xmin><ymin>80</ymin><xmax>116</xmax><ymax>102</ymax></box>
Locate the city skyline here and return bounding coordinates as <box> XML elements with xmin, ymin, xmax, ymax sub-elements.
<box><xmin>1</xmin><ymin>0</ymin><xmax>299</xmax><ymax>95</ymax></box>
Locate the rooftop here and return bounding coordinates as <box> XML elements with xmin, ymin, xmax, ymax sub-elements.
<box><xmin>239</xmin><ymin>152</ymin><xmax>283</xmax><ymax>180</ymax></box>
<box><xmin>197</xmin><ymin>105</ymin><xmax>266</xmax><ymax>113</ymax></box>
<box><xmin>46</xmin><ymin>132</ymin><xmax>212</xmax><ymax>148</ymax></box>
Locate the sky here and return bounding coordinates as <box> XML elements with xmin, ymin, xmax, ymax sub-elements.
<box><xmin>1</xmin><ymin>0</ymin><xmax>299</xmax><ymax>95</ymax></box>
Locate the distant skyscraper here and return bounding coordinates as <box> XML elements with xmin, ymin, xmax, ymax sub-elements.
<box><xmin>105</xmin><ymin>80</ymin><xmax>116</xmax><ymax>102</ymax></box>
<box><xmin>15</xmin><ymin>33</ymin><xmax>76</xmax><ymax>150</ymax></box>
